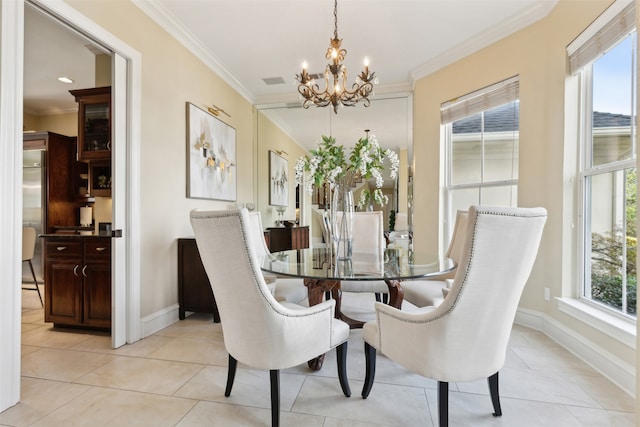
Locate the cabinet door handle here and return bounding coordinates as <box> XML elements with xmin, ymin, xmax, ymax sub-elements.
<box><xmin>96</xmin><ymin>247</ymin><xmax>107</xmax><ymax>252</ymax></box>
<box><xmin>56</xmin><ymin>246</ymin><xmax>67</xmax><ymax>251</ymax></box>
<box><xmin>107</xmin><ymin>141</ymin><xmax>111</xmax><ymax>151</ymax></box>
<box><xmin>73</xmin><ymin>265</ymin><xmax>80</xmax><ymax>276</ymax></box>
<box><xmin>82</xmin><ymin>265</ymin><xmax>88</xmax><ymax>277</ymax></box>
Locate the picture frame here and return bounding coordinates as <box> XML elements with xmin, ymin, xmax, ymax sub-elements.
<box><xmin>269</xmin><ymin>150</ymin><xmax>288</xmax><ymax>206</ymax></box>
<box><xmin>186</xmin><ymin>102</ymin><xmax>237</xmax><ymax>201</ymax></box>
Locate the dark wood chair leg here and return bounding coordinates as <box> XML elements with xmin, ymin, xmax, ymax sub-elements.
<box><xmin>361</xmin><ymin>342</ymin><xmax>377</xmax><ymax>398</ymax></box>
<box><xmin>336</xmin><ymin>342</ymin><xmax>351</xmax><ymax>397</ymax></box>
<box><xmin>270</xmin><ymin>369</ymin><xmax>280</xmax><ymax>427</ymax></box>
<box><xmin>438</xmin><ymin>381</ymin><xmax>449</xmax><ymax>427</ymax></box>
<box><xmin>28</xmin><ymin>260</ymin><xmax>43</xmax><ymax>306</ymax></box>
<box><xmin>488</xmin><ymin>372</ymin><xmax>502</xmax><ymax>417</ymax></box>
<box><xmin>224</xmin><ymin>355</ymin><xmax>237</xmax><ymax>397</ymax></box>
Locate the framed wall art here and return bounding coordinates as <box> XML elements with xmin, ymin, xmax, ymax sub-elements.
<box><xmin>186</xmin><ymin>102</ymin><xmax>237</xmax><ymax>201</ymax></box>
<box><xmin>269</xmin><ymin>150</ymin><xmax>288</xmax><ymax>206</ymax></box>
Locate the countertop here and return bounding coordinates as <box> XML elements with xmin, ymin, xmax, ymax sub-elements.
<box><xmin>40</xmin><ymin>230</ymin><xmax>121</xmax><ymax>239</ymax></box>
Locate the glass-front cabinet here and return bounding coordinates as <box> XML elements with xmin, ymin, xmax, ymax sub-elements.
<box><xmin>70</xmin><ymin>86</ymin><xmax>111</xmax><ymax>161</ymax></box>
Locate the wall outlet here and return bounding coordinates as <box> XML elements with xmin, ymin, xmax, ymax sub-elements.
<box><xmin>544</xmin><ymin>287</ymin><xmax>550</xmax><ymax>301</ymax></box>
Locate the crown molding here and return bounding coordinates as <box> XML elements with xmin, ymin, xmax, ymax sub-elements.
<box><xmin>131</xmin><ymin>0</ymin><xmax>255</xmax><ymax>104</ymax></box>
<box><xmin>411</xmin><ymin>0</ymin><xmax>558</xmax><ymax>83</ymax></box>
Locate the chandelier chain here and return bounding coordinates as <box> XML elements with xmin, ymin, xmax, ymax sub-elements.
<box><xmin>333</xmin><ymin>0</ymin><xmax>338</xmax><ymax>40</ymax></box>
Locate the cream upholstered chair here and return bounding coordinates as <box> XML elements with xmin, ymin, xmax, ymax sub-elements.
<box><xmin>340</xmin><ymin>211</ymin><xmax>389</xmax><ymax>302</ymax></box>
<box><xmin>22</xmin><ymin>226</ymin><xmax>43</xmax><ymax>306</ymax></box>
<box><xmin>361</xmin><ymin>206</ymin><xmax>547</xmax><ymax>427</ymax></box>
<box><xmin>190</xmin><ymin>209</ymin><xmax>350</xmax><ymax>427</ymax></box>
<box><xmin>247</xmin><ymin>211</ymin><xmax>308</xmax><ymax>304</ymax></box>
<box><xmin>401</xmin><ymin>210</ymin><xmax>468</xmax><ymax>307</ymax></box>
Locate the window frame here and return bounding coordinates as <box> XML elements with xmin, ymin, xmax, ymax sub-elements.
<box><xmin>576</xmin><ymin>32</ymin><xmax>637</xmax><ymax>321</ymax></box>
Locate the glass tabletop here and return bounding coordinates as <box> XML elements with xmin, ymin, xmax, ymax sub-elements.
<box><xmin>259</xmin><ymin>247</ymin><xmax>455</xmax><ymax>281</ymax></box>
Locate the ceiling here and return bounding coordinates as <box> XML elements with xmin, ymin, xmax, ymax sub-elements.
<box><xmin>24</xmin><ymin>0</ymin><xmax>558</xmax><ymax>152</ymax></box>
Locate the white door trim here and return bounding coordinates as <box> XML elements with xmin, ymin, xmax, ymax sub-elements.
<box><xmin>0</xmin><ymin>0</ymin><xmax>25</xmax><ymax>412</ymax></box>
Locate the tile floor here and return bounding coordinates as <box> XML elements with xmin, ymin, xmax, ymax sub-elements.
<box><xmin>1</xmin><ymin>289</ymin><xmax>635</xmax><ymax>426</ymax></box>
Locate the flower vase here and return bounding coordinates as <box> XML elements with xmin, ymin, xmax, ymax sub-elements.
<box><xmin>331</xmin><ymin>185</ymin><xmax>355</xmax><ymax>276</ymax></box>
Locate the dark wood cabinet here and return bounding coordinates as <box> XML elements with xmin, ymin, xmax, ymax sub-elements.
<box><xmin>24</xmin><ymin>131</ymin><xmax>81</xmax><ymax>233</ymax></box>
<box><xmin>177</xmin><ymin>238</ymin><xmax>220</xmax><ymax>322</ymax></box>
<box><xmin>43</xmin><ymin>237</ymin><xmax>111</xmax><ymax>329</ymax></box>
<box><xmin>266</xmin><ymin>226</ymin><xmax>309</xmax><ymax>252</ymax></box>
<box><xmin>70</xmin><ymin>86</ymin><xmax>111</xmax><ymax>161</ymax></box>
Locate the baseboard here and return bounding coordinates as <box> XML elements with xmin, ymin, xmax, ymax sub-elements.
<box><xmin>515</xmin><ymin>307</ymin><xmax>635</xmax><ymax>397</ymax></box>
<box><xmin>140</xmin><ymin>303</ymin><xmax>180</xmax><ymax>337</ymax></box>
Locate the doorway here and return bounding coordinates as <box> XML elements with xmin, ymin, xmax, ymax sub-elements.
<box><xmin>0</xmin><ymin>0</ymin><xmax>141</xmax><ymax>411</ymax></box>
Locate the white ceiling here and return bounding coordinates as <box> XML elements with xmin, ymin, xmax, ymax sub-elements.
<box><xmin>24</xmin><ymin>0</ymin><xmax>557</xmax><ymax>152</ymax></box>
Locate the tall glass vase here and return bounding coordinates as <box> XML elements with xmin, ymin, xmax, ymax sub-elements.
<box><xmin>331</xmin><ymin>185</ymin><xmax>355</xmax><ymax>276</ymax></box>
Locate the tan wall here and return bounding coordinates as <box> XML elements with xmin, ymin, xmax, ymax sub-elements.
<box><xmin>65</xmin><ymin>0</ymin><xmax>255</xmax><ymax>318</ymax></box>
<box><xmin>23</xmin><ymin>111</ymin><xmax>76</xmax><ymax>136</ymax></box>
<box><xmin>413</xmin><ymin>0</ymin><xmax>632</xmax><ymax>365</ymax></box>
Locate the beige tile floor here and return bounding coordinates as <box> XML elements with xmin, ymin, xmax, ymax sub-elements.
<box><xmin>1</xmin><ymin>289</ymin><xmax>635</xmax><ymax>426</ymax></box>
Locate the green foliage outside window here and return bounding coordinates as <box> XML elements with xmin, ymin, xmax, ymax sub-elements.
<box><xmin>590</xmin><ymin>169</ymin><xmax>637</xmax><ymax>315</ymax></box>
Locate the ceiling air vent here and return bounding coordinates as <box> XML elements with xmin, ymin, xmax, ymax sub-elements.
<box><xmin>262</xmin><ymin>77</ymin><xmax>286</xmax><ymax>85</ymax></box>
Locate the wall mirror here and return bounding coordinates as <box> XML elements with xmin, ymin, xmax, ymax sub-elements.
<box><xmin>255</xmin><ymin>94</ymin><xmax>412</xmax><ymax>241</ymax></box>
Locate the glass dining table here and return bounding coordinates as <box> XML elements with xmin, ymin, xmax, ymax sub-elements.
<box><xmin>260</xmin><ymin>247</ymin><xmax>455</xmax><ymax>369</ymax></box>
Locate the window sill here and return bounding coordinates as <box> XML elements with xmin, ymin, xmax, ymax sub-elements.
<box><xmin>556</xmin><ymin>297</ymin><xmax>636</xmax><ymax>349</ymax></box>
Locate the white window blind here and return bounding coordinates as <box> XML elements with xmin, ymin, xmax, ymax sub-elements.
<box><xmin>567</xmin><ymin>0</ymin><xmax>635</xmax><ymax>74</ymax></box>
<box><xmin>440</xmin><ymin>76</ymin><xmax>519</xmax><ymax>124</ymax></box>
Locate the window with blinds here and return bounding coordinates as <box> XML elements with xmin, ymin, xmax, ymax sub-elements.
<box><xmin>570</xmin><ymin>0</ymin><xmax>637</xmax><ymax>318</ymax></box>
<box><xmin>442</xmin><ymin>76</ymin><xmax>520</xmax><ymax>241</ymax></box>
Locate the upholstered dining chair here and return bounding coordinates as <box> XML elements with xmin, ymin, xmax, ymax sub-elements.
<box><xmin>247</xmin><ymin>211</ymin><xmax>308</xmax><ymax>304</ymax></box>
<box><xmin>190</xmin><ymin>208</ymin><xmax>351</xmax><ymax>427</ymax></box>
<box><xmin>361</xmin><ymin>205</ymin><xmax>547</xmax><ymax>427</ymax></box>
<box><xmin>22</xmin><ymin>226</ymin><xmax>43</xmax><ymax>306</ymax></box>
<box><xmin>401</xmin><ymin>210</ymin><xmax>468</xmax><ymax>308</ymax></box>
<box><xmin>340</xmin><ymin>211</ymin><xmax>389</xmax><ymax>302</ymax></box>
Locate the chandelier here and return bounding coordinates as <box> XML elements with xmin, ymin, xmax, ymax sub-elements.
<box><xmin>296</xmin><ymin>0</ymin><xmax>377</xmax><ymax>114</ymax></box>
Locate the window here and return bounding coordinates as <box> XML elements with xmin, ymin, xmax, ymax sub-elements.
<box><xmin>570</xmin><ymin>0</ymin><xmax>637</xmax><ymax>317</ymax></box>
<box><xmin>442</xmin><ymin>77</ymin><xmax>520</xmax><ymax>238</ymax></box>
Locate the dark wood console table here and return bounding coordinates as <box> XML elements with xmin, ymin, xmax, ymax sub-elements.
<box><xmin>266</xmin><ymin>226</ymin><xmax>309</xmax><ymax>252</ymax></box>
<box><xmin>177</xmin><ymin>238</ymin><xmax>220</xmax><ymax>322</ymax></box>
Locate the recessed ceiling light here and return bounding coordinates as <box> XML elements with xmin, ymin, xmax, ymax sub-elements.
<box><xmin>57</xmin><ymin>76</ymin><xmax>74</xmax><ymax>84</ymax></box>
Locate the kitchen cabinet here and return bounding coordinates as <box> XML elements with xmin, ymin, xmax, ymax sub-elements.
<box><xmin>90</xmin><ymin>160</ymin><xmax>112</xmax><ymax>197</ymax></box>
<box><xmin>23</xmin><ymin>131</ymin><xmax>82</xmax><ymax>233</ymax></box>
<box><xmin>177</xmin><ymin>238</ymin><xmax>220</xmax><ymax>322</ymax></box>
<box><xmin>265</xmin><ymin>226</ymin><xmax>309</xmax><ymax>252</ymax></box>
<box><xmin>43</xmin><ymin>236</ymin><xmax>111</xmax><ymax>329</ymax></box>
<box><xmin>70</xmin><ymin>86</ymin><xmax>111</xmax><ymax>161</ymax></box>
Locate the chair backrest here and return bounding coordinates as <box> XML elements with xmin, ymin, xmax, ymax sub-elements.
<box><xmin>394</xmin><ymin>212</ymin><xmax>408</xmax><ymax>231</ymax></box>
<box><xmin>445</xmin><ymin>210</ymin><xmax>469</xmax><ymax>262</ymax></box>
<box><xmin>391</xmin><ymin>206</ymin><xmax>546</xmax><ymax>381</ymax></box>
<box><xmin>190</xmin><ymin>209</ymin><xmax>284</xmax><ymax>360</ymax></box>
<box><xmin>247</xmin><ymin>211</ymin><xmax>270</xmax><ymax>258</ymax></box>
<box><xmin>190</xmin><ymin>208</ymin><xmax>338</xmax><ymax>369</ymax></box>
<box><xmin>22</xmin><ymin>227</ymin><xmax>37</xmax><ymax>261</ymax></box>
<box><xmin>352</xmin><ymin>211</ymin><xmax>385</xmax><ymax>269</ymax></box>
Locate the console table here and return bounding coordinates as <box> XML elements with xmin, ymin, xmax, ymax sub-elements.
<box><xmin>177</xmin><ymin>238</ymin><xmax>220</xmax><ymax>322</ymax></box>
<box><xmin>266</xmin><ymin>226</ymin><xmax>309</xmax><ymax>252</ymax></box>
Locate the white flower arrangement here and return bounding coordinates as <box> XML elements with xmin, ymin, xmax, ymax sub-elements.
<box><xmin>295</xmin><ymin>134</ymin><xmax>400</xmax><ymax>208</ymax></box>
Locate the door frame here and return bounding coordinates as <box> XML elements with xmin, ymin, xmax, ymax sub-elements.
<box><xmin>0</xmin><ymin>0</ymin><xmax>142</xmax><ymax>410</ymax></box>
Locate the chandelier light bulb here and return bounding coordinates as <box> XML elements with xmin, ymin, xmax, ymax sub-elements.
<box><xmin>364</xmin><ymin>57</ymin><xmax>369</xmax><ymax>67</ymax></box>
<box><xmin>302</xmin><ymin>61</ymin><xmax>308</xmax><ymax>70</ymax></box>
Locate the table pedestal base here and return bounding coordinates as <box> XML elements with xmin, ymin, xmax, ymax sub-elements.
<box><xmin>303</xmin><ymin>277</ymin><xmax>405</xmax><ymax>370</ymax></box>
